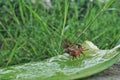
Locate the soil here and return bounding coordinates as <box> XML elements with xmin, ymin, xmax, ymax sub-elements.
<box><xmin>82</xmin><ymin>61</ymin><xmax>120</xmax><ymax>80</ymax></box>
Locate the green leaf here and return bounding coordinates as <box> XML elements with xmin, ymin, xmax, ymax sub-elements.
<box><xmin>0</xmin><ymin>41</ymin><xmax>120</xmax><ymax>80</ymax></box>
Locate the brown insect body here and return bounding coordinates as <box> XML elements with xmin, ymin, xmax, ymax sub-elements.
<box><xmin>64</xmin><ymin>44</ymin><xmax>84</xmax><ymax>59</ymax></box>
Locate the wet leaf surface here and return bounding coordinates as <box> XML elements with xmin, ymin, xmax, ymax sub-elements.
<box><xmin>0</xmin><ymin>41</ymin><xmax>120</xmax><ymax>80</ymax></box>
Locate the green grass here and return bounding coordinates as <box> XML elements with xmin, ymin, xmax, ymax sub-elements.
<box><xmin>0</xmin><ymin>0</ymin><xmax>120</xmax><ymax>67</ymax></box>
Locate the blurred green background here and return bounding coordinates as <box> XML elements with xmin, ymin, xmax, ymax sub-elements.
<box><xmin>0</xmin><ymin>0</ymin><xmax>120</xmax><ymax>67</ymax></box>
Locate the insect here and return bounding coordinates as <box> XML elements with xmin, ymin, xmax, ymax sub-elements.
<box><xmin>64</xmin><ymin>44</ymin><xmax>85</xmax><ymax>60</ymax></box>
